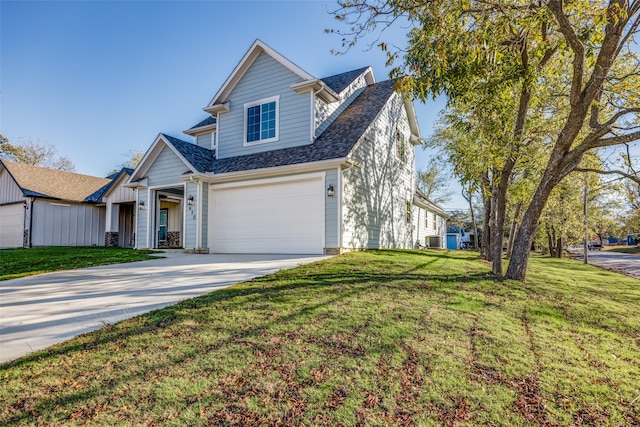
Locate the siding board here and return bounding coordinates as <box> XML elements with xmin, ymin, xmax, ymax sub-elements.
<box><xmin>217</xmin><ymin>52</ymin><xmax>311</xmax><ymax>159</ymax></box>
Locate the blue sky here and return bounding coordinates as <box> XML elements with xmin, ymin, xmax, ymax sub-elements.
<box><xmin>2</xmin><ymin>1</ymin><xmax>637</xmax><ymax>211</ymax></box>
<box><xmin>2</xmin><ymin>1</ymin><xmax>460</xmax><ymax>205</ymax></box>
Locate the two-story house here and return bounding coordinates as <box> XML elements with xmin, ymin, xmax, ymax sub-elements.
<box><xmin>126</xmin><ymin>40</ymin><xmax>444</xmax><ymax>254</ymax></box>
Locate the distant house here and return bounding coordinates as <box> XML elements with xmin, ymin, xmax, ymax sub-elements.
<box><xmin>413</xmin><ymin>190</ymin><xmax>448</xmax><ymax>248</ymax></box>
<box><xmin>126</xmin><ymin>40</ymin><xmax>447</xmax><ymax>254</ymax></box>
<box><xmin>0</xmin><ymin>160</ymin><xmax>135</xmax><ymax>248</ymax></box>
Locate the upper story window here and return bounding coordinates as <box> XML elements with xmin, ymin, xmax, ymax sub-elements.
<box><xmin>395</xmin><ymin>127</ymin><xmax>406</xmax><ymax>162</ymax></box>
<box><xmin>244</xmin><ymin>95</ymin><xmax>279</xmax><ymax>145</ymax></box>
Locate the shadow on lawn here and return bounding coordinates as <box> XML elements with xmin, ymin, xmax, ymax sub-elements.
<box><xmin>0</xmin><ymin>263</ymin><xmax>499</xmax><ymax>424</ymax></box>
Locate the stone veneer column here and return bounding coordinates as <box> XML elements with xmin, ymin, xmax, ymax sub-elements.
<box><xmin>105</xmin><ymin>231</ymin><xmax>119</xmax><ymax>247</ymax></box>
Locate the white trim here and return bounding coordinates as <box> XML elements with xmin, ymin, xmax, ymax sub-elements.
<box><xmin>243</xmin><ymin>95</ymin><xmax>280</xmax><ymax>146</ymax></box>
<box><xmin>309</xmin><ymin>91</ymin><xmax>314</xmax><ymax>143</ymax></box>
<box><xmin>196</xmin><ymin>181</ymin><xmax>202</xmax><ymax>249</ymax></box>
<box><xmin>338</xmin><ymin>167</ymin><xmax>343</xmax><ymax>250</ymax></box>
<box><xmin>183</xmin><ymin>182</ymin><xmax>188</xmax><ymax>249</ymax></box>
<box><xmin>210</xmin><ymin>171</ymin><xmax>325</xmax><ymax>190</ymax></box>
<box><xmin>134</xmin><ymin>188</ymin><xmax>140</xmax><ymax>249</ymax></box>
<box><xmin>183</xmin><ymin>122</ymin><xmax>217</xmax><ymax>136</ymax></box>
<box><xmin>206</xmin><ymin>40</ymin><xmax>315</xmax><ymax>109</ymax></box>
<box><xmin>146</xmin><ymin>188</ymin><xmax>151</xmax><ymax>249</ymax></box>
<box><xmin>127</xmin><ymin>134</ymin><xmax>198</xmax><ymax>184</ymax></box>
<box><xmin>185</xmin><ymin>157</ymin><xmax>355</xmax><ymax>185</ymax></box>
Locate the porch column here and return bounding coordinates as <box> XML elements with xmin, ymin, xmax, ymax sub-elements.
<box><xmin>104</xmin><ymin>202</ymin><xmax>120</xmax><ymax>247</ymax></box>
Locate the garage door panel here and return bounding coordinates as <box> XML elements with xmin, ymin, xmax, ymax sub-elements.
<box><xmin>0</xmin><ymin>204</ymin><xmax>24</xmax><ymax>248</ymax></box>
<box><xmin>210</xmin><ymin>177</ymin><xmax>324</xmax><ymax>254</ymax></box>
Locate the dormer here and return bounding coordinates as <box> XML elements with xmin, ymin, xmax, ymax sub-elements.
<box><xmin>184</xmin><ymin>116</ymin><xmax>217</xmax><ymax>157</ymax></box>
<box><xmin>314</xmin><ymin>67</ymin><xmax>376</xmax><ymax>137</ymax></box>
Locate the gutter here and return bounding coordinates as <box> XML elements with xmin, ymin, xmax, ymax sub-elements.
<box><xmin>181</xmin><ymin>157</ymin><xmax>358</xmax><ymax>184</ymax></box>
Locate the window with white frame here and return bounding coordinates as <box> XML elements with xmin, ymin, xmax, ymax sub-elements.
<box><xmin>245</xmin><ymin>96</ymin><xmax>279</xmax><ymax>144</ymax></box>
<box><xmin>395</xmin><ymin>127</ymin><xmax>406</xmax><ymax>162</ymax></box>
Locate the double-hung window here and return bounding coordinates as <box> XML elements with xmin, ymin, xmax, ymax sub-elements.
<box><xmin>244</xmin><ymin>95</ymin><xmax>279</xmax><ymax>145</ymax></box>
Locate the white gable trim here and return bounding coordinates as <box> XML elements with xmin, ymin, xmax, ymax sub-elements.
<box><xmin>127</xmin><ymin>134</ymin><xmax>198</xmax><ymax>184</ymax></box>
<box><xmin>101</xmin><ymin>170</ymin><xmax>131</xmax><ymax>199</ymax></box>
<box><xmin>205</xmin><ymin>39</ymin><xmax>315</xmax><ymax>112</ymax></box>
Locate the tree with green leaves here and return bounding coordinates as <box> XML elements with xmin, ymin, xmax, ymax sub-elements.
<box><xmin>331</xmin><ymin>0</ymin><xmax>640</xmax><ymax>280</ymax></box>
<box><xmin>415</xmin><ymin>158</ymin><xmax>454</xmax><ymax>204</ymax></box>
<box><xmin>0</xmin><ymin>135</ymin><xmax>75</xmax><ymax>171</ymax></box>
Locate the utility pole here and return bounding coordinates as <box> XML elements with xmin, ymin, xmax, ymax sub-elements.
<box><xmin>583</xmin><ymin>175</ymin><xmax>589</xmax><ymax>265</ymax></box>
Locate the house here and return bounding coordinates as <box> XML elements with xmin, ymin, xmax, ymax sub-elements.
<box><xmin>413</xmin><ymin>191</ymin><xmax>448</xmax><ymax>249</ymax></box>
<box><xmin>0</xmin><ymin>160</ymin><xmax>136</xmax><ymax>248</ymax></box>
<box><xmin>126</xmin><ymin>39</ymin><xmax>446</xmax><ymax>254</ymax></box>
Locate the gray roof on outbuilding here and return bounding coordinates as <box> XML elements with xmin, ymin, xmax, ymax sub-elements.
<box><xmin>321</xmin><ymin>66</ymin><xmax>370</xmax><ymax>94</ymax></box>
<box><xmin>160</xmin><ymin>80</ymin><xmax>396</xmax><ymax>175</ymax></box>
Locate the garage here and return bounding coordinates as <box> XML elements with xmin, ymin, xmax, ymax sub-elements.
<box><xmin>0</xmin><ymin>203</ymin><xmax>25</xmax><ymax>248</ymax></box>
<box><xmin>209</xmin><ymin>174</ymin><xmax>324</xmax><ymax>254</ymax></box>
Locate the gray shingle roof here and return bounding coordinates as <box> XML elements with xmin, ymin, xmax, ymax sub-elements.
<box><xmin>160</xmin><ymin>80</ymin><xmax>396</xmax><ymax>176</ymax></box>
<box><xmin>208</xmin><ymin>80</ymin><xmax>395</xmax><ymax>174</ymax></box>
<box><xmin>189</xmin><ymin>116</ymin><xmax>216</xmax><ymax>130</ymax></box>
<box><xmin>321</xmin><ymin>66</ymin><xmax>370</xmax><ymax>94</ymax></box>
<box><xmin>161</xmin><ymin>133</ymin><xmax>215</xmax><ymax>173</ymax></box>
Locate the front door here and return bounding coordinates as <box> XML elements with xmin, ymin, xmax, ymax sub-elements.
<box><xmin>158</xmin><ymin>208</ymin><xmax>168</xmax><ymax>243</ymax></box>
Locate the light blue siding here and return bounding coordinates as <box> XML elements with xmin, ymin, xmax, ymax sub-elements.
<box><xmin>201</xmin><ymin>182</ymin><xmax>208</xmax><ymax>248</ymax></box>
<box><xmin>195</xmin><ymin>133</ymin><xmax>212</xmax><ymax>150</ymax></box>
<box><xmin>136</xmin><ymin>190</ymin><xmax>148</xmax><ymax>248</ymax></box>
<box><xmin>146</xmin><ymin>145</ymin><xmax>190</xmax><ymax>188</ymax></box>
<box><xmin>324</xmin><ymin>168</ymin><xmax>339</xmax><ymax>249</ymax></box>
<box><xmin>217</xmin><ymin>52</ymin><xmax>311</xmax><ymax>159</ymax></box>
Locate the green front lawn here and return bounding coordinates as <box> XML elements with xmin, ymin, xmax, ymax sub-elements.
<box><xmin>0</xmin><ymin>246</ymin><xmax>160</xmax><ymax>281</ymax></box>
<box><xmin>1</xmin><ymin>250</ymin><xmax>639</xmax><ymax>425</ymax></box>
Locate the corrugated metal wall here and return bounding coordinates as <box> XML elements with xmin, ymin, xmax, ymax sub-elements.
<box><xmin>30</xmin><ymin>201</ymin><xmax>105</xmax><ymax>246</ymax></box>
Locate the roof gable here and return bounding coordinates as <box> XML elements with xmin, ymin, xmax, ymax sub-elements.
<box><xmin>0</xmin><ymin>160</ymin><xmax>111</xmax><ymax>203</ymax></box>
<box><xmin>321</xmin><ymin>66</ymin><xmax>374</xmax><ymax>94</ymax></box>
<box><xmin>207</xmin><ymin>80</ymin><xmax>396</xmax><ymax>175</ymax></box>
<box><xmin>205</xmin><ymin>39</ymin><xmax>315</xmax><ymax>111</ymax></box>
<box><xmin>128</xmin><ymin>134</ymin><xmax>213</xmax><ymax>183</ymax></box>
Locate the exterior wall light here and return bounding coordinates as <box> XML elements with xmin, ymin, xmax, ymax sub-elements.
<box><xmin>139</xmin><ymin>201</ymin><xmax>146</xmax><ymax>210</ymax></box>
<box><xmin>23</xmin><ymin>201</ymin><xmax>28</xmax><ymax>209</ymax></box>
<box><xmin>327</xmin><ymin>185</ymin><xmax>335</xmax><ymax>197</ymax></box>
<box><xmin>187</xmin><ymin>196</ymin><xmax>195</xmax><ymax>206</ymax></box>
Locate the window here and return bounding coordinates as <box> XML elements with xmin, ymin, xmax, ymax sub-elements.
<box><xmin>245</xmin><ymin>96</ymin><xmax>279</xmax><ymax>144</ymax></box>
<box><xmin>158</xmin><ymin>208</ymin><xmax>168</xmax><ymax>242</ymax></box>
<box><xmin>406</xmin><ymin>201</ymin><xmax>412</xmax><ymax>224</ymax></box>
<box><xmin>395</xmin><ymin>128</ymin><xmax>406</xmax><ymax>162</ymax></box>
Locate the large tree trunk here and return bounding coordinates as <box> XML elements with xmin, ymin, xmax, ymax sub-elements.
<box><xmin>506</xmin><ymin>203</ymin><xmax>522</xmax><ymax>259</ymax></box>
<box><xmin>556</xmin><ymin>237</ymin><xmax>563</xmax><ymax>258</ymax></box>
<box><xmin>506</xmin><ymin>157</ymin><xmax>568</xmax><ymax>280</ymax></box>
<box><xmin>491</xmin><ymin>159</ymin><xmax>516</xmax><ymax>275</ymax></box>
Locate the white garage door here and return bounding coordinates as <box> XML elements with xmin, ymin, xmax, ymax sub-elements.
<box><xmin>0</xmin><ymin>204</ymin><xmax>24</xmax><ymax>248</ymax></box>
<box><xmin>210</xmin><ymin>175</ymin><xmax>324</xmax><ymax>254</ymax></box>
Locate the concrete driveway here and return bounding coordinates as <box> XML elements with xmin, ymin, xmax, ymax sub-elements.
<box><xmin>0</xmin><ymin>252</ymin><xmax>328</xmax><ymax>363</ymax></box>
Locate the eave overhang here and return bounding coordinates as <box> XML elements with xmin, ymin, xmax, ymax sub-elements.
<box><xmin>291</xmin><ymin>79</ymin><xmax>340</xmax><ymax>103</ymax></box>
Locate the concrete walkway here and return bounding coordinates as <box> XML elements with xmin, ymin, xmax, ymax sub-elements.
<box><xmin>0</xmin><ymin>252</ymin><xmax>328</xmax><ymax>363</ymax></box>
